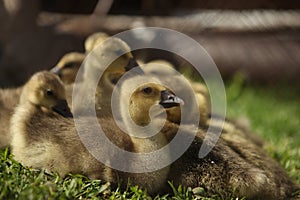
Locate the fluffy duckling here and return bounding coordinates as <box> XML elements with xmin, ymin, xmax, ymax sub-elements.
<box><xmin>10</xmin><ymin>71</ymin><xmax>130</xmax><ymax>184</ymax></box>
<box><xmin>0</xmin><ymin>51</ymin><xmax>85</xmax><ymax>149</ymax></box>
<box><xmin>0</xmin><ymin>86</ymin><xmax>22</xmax><ymax>148</ymax></box>
<box><xmin>114</xmin><ymin>73</ymin><xmax>184</xmax><ymax>194</ymax></box>
<box><xmin>73</xmin><ymin>37</ymin><xmax>138</xmax><ymax>117</ymax></box>
<box><xmin>50</xmin><ymin>52</ymin><xmax>85</xmax><ymax>85</ymax></box>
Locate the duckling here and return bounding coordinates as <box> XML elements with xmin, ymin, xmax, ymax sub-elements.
<box><xmin>0</xmin><ymin>86</ymin><xmax>22</xmax><ymax>148</ymax></box>
<box><xmin>116</xmin><ymin>74</ymin><xmax>184</xmax><ymax>194</ymax></box>
<box><xmin>0</xmin><ymin>51</ymin><xmax>85</xmax><ymax>149</ymax></box>
<box><xmin>73</xmin><ymin>37</ymin><xmax>138</xmax><ymax>117</ymax></box>
<box><xmin>10</xmin><ymin>71</ymin><xmax>127</xmax><ymax>184</ymax></box>
<box><xmin>118</xmin><ymin>75</ymin><xmax>185</xmax><ymax>153</ymax></box>
<box><xmin>84</xmin><ymin>32</ymin><xmax>109</xmax><ymax>53</ymax></box>
<box><xmin>50</xmin><ymin>52</ymin><xmax>85</xmax><ymax>85</ymax></box>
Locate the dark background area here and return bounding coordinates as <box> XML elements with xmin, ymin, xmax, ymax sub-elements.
<box><xmin>0</xmin><ymin>0</ymin><xmax>299</xmax><ymax>87</ymax></box>
<box><xmin>40</xmin><ymin>0</ymin><xmax>300</xmax><ymax>14</ymax></box>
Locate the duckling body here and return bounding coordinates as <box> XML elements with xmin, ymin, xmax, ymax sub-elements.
<box><xmin>0</xmin><ymin>86</ymin><xmax>22</xmax><ymax>148</ymax></box>
<box><xmin>223</xmin><ymin>134</ymin><xmax>299</xmax><ymax>199</ymax></box>
<box><xmin>163</xmin><ymin>122</ymin><xmax>298</xmax><ymax>199</ymax></box>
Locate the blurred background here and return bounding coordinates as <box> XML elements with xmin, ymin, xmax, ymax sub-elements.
<box><xmin>0</xmin><ymin>0</ymin><xmax>300</xmax><ymax>86</ymax></box>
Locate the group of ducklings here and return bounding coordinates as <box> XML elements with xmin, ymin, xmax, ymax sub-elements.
<box><xmin>0</xmin><ymin>32</ymin><xmax>299</xmax><ymax>199</ymax></box>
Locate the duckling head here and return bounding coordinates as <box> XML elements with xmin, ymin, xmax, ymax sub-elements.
<box><xmin>50</xmin><ymin>52</ymin><xmax>85</xmax><ymax>84</ymax></box>
<box><xmin>20</xmin><ymin>71</ymin><xmax>73</xmax><ymax>118</ymax></box>
<box><xmin>83</xmin><ymin>37</ymin><xmax>139</xmax><ymax>91</ymax></box>
<box><xmin>128</xmin><ymin>83</ymin><xmax>184</xmax><ymax>126</ymax></box>
<box><xmin>84</xmin><ymin>32</ymin><xmax>109</xmax><ymax>53</ymax></box>
<box><xmin>142</xmin><ymin>60</ymin><xmax>176</xmax><ymax>76</ymax></box>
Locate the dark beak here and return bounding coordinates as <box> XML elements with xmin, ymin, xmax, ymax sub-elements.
<box><xmin>50</xmin><ymin>66</ymin><xmax>62</xmax><ymax>77</ymax></box>
<box><xmin>52</xmin><ymin>99</ymin><xmax>73</xmax><ymax>118</ymax></box>
<box><xmin>159</xmin><ymin>90</ymin><xmax>184</xmax><ymax>108</ymax></box>
<box><xmin>125</xmin><ymin>57</ymin><xmax>139</xmax><ymax>71</ymax></box>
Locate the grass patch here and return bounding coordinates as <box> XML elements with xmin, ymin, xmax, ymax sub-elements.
<box><xmin>226</xmin><ymin>77</ymin><xmax>300</xmax><ymax>185</ymax></box>
<box><xmin>1</xmin><ymin>77</ymin><xmax>299</xmax><ymax>199</ymax></box>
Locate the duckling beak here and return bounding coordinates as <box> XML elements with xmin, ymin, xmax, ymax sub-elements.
<box><xmin>159</xmin><ymin>90</ymin><xmax>184</xmax><ymax>108</ymax></box>
<box><xmin>52</xmin><ymin>99</ymin><xmax>73</xmax><ymax>118</ymax></box>
<box><xmin>50</xmin><ymin>66</ymin><xmax>62</xmax><ymax>78</ymax></box>
<box><xmin>125</xmin><ymin>57</ymin><xmax>139</xmax><ymax>71</ymax></box>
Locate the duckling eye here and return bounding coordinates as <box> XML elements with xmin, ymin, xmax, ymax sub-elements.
<box><xmin>46</xmin><ymin>89</ymin><xmax>54</xmax><ymax>96</ymax></box>
<box><xmin>142</xmin><ymin>87</ymin><xmax>153</xmax><ymax>94</ymax></box>
<box><xmin>64</xmin><ymin>62</ymin><xmax>76</xmax><ymax>69</ymax></box>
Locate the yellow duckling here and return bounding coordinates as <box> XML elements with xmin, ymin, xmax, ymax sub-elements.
<box><xmin>10</xmin><ymin>71</ymin><xmax>124</xmax><ymax>183</ymax></box>
<box><xmin>1</xmin><ymin>51</ymin><xmax>83</xmax><ymax>149</ymax></box>
<box><xmin>116</xmin><ymin>75</ymin><xmax>184</xmax><ymax>194</ymax></box>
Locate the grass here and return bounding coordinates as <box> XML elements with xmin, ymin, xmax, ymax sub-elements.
<box><xmin>0</xmin><ymin>75</ymin><xmax>299</xmax><ymax>199</ymax></box>
<box><xmin>226</xmin><ymin>75</ymin><xmax>300</xmax><ymax>185</ymax></box>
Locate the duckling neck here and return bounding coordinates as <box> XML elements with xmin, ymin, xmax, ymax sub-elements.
<box><xmin>125</xmin><ymin>118</ymin><xmax>169</xmax><ymax>153</ymax></box>
<box><xmin>12</xmin><ymin>101</ymin><xmax>58</xmax><ymax>133</ymax></box>
<box><xmin>10</xmin><ymin>102</ymin><xmax>40</xmax><ymax>148</ymax></box>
